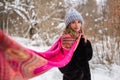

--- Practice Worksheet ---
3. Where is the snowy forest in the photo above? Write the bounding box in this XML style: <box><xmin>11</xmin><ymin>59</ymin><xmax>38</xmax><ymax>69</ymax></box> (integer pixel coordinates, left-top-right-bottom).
<box><xmin>0</xmin><ymin>0</ymin><xmax>120</xmax><ymax>80</ymax></box>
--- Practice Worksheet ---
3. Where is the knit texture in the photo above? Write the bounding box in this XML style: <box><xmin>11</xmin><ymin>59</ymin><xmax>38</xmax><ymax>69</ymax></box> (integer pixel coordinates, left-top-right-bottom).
<box><xmin>65</xmin><ymin>8</ymin><xmax>84</xmax><ymax>26</ymax></box>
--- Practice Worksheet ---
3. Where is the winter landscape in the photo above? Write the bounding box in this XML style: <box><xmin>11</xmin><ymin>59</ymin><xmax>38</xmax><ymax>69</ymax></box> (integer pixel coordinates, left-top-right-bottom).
<box><xmin>0</xmin><ymin>0</ymin><xmax>120</xmax><ymax>80</ymax></box>
<box><xmin>12</xmin><ymin>36</ymin><xmax>120</xmax><ymax>80</ymax></box>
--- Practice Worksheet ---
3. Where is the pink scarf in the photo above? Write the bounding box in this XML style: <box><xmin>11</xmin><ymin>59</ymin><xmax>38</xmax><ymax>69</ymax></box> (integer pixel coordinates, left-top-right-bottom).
<box><xmin>0</xmin><ymin>30</ymin><xmax>81</xmax><ymax>80</ymax></box>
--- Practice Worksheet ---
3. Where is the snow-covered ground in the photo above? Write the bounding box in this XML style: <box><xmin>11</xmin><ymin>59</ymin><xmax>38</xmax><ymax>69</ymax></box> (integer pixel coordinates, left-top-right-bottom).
<box><xmin>13</xmin><ymin>37</ymin><xmax>120</xmax><ymax>80</ymax></box>
<box><xmin>29</xmin><ymin>65</ymin><xmax>120</xmax><ymax>80</ymax></box>
<box><xmin>29</xmin><ymin>64</ymin><xmax>120</xmax><ymax>80</ymax></box>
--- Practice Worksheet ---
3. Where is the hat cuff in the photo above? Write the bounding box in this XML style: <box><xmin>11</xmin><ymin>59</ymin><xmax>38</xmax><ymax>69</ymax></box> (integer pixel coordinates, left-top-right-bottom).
<box><xmin>65</xmin><ymin>15</ymin><xmax>84</xmax><ymax>26</ymax></box>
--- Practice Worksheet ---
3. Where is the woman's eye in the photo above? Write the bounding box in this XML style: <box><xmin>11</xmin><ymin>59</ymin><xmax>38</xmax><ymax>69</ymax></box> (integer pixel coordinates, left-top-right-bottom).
<box><xmin>71</xmin><ymin>21</ymin><xmax>75</xmax><ymax>24</ymax></box>
<box><xmin>78</xmin><ymin>21</ymin><xmax>81</xmax><ymax>23</ymax></box>
<box><xmin>70</xmin><ymin>20</ymin><xmax>81</xmax><ymax>24</ymax></box>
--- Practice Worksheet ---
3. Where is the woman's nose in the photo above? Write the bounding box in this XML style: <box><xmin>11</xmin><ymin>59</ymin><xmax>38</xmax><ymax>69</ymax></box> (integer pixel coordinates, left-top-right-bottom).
<box><xmin>75</xmin><ymin>22</ymin><xmax>79</xmax><ymax>26</ymax></box>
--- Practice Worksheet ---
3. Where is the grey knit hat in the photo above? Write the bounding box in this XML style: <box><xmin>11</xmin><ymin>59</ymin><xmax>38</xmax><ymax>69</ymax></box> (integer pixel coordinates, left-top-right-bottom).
<box><xmin>65</xmin><ymin>8</ymin><xmax>84</xmax><ymax>26</ymax></box>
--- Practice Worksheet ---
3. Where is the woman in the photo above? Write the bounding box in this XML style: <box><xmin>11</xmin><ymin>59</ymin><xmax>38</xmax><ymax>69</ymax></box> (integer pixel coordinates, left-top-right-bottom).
<box><xmin>59</xmin><ymin>8</ymin><xmax>93</xmax><ymax>80</ymax></box>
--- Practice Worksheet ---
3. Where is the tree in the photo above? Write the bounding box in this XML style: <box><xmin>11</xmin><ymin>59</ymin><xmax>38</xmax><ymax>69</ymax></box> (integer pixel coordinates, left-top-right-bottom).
<box><xmin>32</xmin><ymin>0</ymin><xmax>65</xmax><ymax>45</ymax></box>
<box><xmin>0</xmin><ymin>0</ymin><xmax>37</xmax><ymax>37</ymax></box>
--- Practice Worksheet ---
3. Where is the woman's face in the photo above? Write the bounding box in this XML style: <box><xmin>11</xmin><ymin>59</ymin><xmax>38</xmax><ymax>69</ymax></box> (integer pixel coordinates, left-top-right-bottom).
<box><xmin>69</xmin><ymin>20</ymin><xmax>82</xmax><ymax>32</ymax></box>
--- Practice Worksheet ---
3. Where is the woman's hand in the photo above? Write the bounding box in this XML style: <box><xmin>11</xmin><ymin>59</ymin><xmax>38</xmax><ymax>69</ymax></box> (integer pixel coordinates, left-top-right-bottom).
<box><xmin>81</xmin><ymin>33</ymin><xmax>87</xmax><ymax>43</ymax></box>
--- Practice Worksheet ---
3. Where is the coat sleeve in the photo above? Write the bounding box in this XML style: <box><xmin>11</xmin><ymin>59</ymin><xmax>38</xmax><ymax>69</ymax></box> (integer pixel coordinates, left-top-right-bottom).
<box><xmin>82</xmin><ymin>39</ymin><xmax>93</xmax><ymax>61</ymax></box>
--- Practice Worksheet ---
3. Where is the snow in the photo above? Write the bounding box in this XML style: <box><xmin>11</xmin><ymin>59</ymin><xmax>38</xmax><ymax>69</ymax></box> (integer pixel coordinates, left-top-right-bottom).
<box><xmin>96</xmin><ymin>0</ymin><xmax>107</xmax><ymax>5</ymax></box>
<box><xmin>12</xmin><ymin>36</ymin><xmax>120</xmax><ymax>80</ymax></box>
<box><xmin>0</xmin><ymin>2</ymin><xmax>3</xmax><ymax>7</ymax></box>
<box><xmin>29</xmin><ymin>64</ymin><xmax>120</xmax><ymax>80</ymax></box>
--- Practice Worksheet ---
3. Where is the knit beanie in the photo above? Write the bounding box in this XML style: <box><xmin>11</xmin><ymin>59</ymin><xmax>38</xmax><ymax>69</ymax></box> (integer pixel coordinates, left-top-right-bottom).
<box><xmin>65</xmin><ymin>8</ymin><xmax>84</xmax><ymax>27</ymax></box>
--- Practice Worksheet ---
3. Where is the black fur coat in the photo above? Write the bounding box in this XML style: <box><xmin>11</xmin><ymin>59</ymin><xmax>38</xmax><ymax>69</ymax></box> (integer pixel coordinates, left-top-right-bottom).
<box><xmin>59</xmin><ymin>38</ymin><xmax>93</xmax><ymax>80</ymax></box>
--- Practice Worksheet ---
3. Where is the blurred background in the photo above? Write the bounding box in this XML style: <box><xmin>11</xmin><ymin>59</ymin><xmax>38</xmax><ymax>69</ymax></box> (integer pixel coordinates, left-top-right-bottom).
<box><xmin>0</xmin><ymin>0</ymin><xmax>120</xmax><ymax>71</ymax></box>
